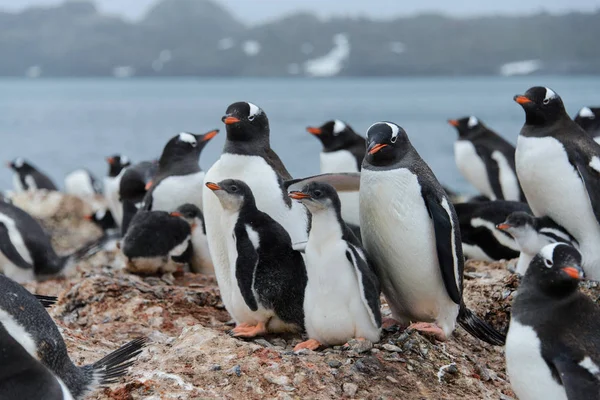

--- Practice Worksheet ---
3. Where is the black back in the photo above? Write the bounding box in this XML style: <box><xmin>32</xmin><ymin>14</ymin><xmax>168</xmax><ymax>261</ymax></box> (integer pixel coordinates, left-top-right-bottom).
<box><xmin>9</xmin><ymin>159</ymin><xmax>57</xmax><ymax>191</ymax></box>
<box><xmin>307</xmin><ymin>120</ymin><xmax>366</xmax><ymax>170</ymax></box>
<box><xmin>89</xmin><ymin>209</ymin><xmax>117</xmax><ymax>232</ymax></box>
<box><xmin>574</xmin><ymin>107</ymin><xmax>600</xmax><ymax>139</ymax></box>
<box><xmin>119</xmin><ymin>161</ymin><xmax>158</xmax><ymax>234</ymax></box>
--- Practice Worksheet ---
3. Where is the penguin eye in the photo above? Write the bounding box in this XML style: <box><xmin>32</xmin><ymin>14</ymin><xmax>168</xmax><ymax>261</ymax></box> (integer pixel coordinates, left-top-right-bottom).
<box><xmin>313</xmin><ymin>190</ymin><xmax>322</xmax><ymax>198</ymax></box>
<box><xmin>248</xmin><ymin>115</ymin><xmax>255</xmax><ymax>122</ymax></box>
<box><xmin>543</xmin><ymin>98</ymin><xmax>550</xmax><ymax>105</ymax></box>
<box><xmin>544</xmin><ymin>259</ymin><xmax>553</xmax><ymax>268</ymax></box>
<box><xmin>390</xmin><ymin>135</ymin><xmax>397</xmax><ymax>144</ymax></box>
<box><xmin>230</xmin><ymin>185</ymin><xmax>238</xmax><ymax>192</ymax></box>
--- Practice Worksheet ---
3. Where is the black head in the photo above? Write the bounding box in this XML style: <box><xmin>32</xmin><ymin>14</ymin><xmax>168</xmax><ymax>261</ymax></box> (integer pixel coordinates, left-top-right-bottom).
<box><xmin>222</xmin><ymin>102</ymin><xmax>269</xmax><ymax>142</ymax></box>
<box><xmin>574</xmin><ymin>107</ymin><xmax>600</xmax><ymax>133</ymax></box>
<box><xmin>159</xmin><ymin>130</ymin><xmax>218</xmax><ymax>167</ymax></box>
<box><xmin>364</xmin><ymin>122</ymin><xmax>411</xmax><ymax>167</ymax></box>
<box><xmin>206</xmin><ymin>179</ymin><xmax>254</xmax><ymax>211</ymax></box>
<box><xmin>514</xmin><ymin>86</ymin><xmax>568</xmax><ymax>126</ymax></box>
<box><xmin>497</xmin><ymin>211</ymin><xmax>536</xmax><ymax>231</ymax></box>
<box><xmin>171</xmin><ymin>203</ymin><xmax>204</xmax><ymax>230</ymax></box>
<box><xmin>85</xmin><ymin>208</ymin><xmax>117</xmax><ymax>231</ymax></box>
<box><xmin>106</xmin><ymin>154</ymin><xmax>131</xmax><ymax>177</ymax></box>
<box><xmin>289</xmin><ymin>181</ymin><xmax>341</xmax><ymax>215</ymax></box>
<box><xmin>447</xmin><ymin>116</ymin><xmax>484</xmax><ymax>139</ymax></box>
<box><xmin>7</xmin><ymin>157</ymin><xmax>33</xmax><ymax>172</ymax></box>
<box><xmin>306</xmin><ymin>120</ymin><xmax>360</xmax><ymax>151</ymax></box>
<box><xmin>525</xmin><ymin>243</ymin><xmax>584</xmax><ymax>297</ymax></box>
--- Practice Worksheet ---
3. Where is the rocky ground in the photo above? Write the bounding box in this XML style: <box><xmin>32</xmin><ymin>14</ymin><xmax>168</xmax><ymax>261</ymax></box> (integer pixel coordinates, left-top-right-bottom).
<box><xmin>11</xmin><ymin>192</ymin><xmax>599</xmax><ymax>400</ymax></box>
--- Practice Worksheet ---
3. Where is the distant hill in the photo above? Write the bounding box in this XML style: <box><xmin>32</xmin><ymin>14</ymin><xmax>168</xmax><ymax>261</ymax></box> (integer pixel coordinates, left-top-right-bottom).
<box><xmin>1</xmin><ymin>0</ymin><xmax>599</xmax><ymax>77</ymax></box>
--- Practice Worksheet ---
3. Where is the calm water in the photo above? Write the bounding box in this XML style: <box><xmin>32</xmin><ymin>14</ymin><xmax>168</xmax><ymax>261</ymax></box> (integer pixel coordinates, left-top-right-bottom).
<box><xmin>1</xmin><ymin>76</ymin><xmax>599</xmax><ymax>193</ymax></box>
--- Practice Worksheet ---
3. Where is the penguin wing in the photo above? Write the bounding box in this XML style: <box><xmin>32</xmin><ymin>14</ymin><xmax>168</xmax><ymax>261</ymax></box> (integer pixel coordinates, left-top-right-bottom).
<box><xmin>0</xmin><ymin>222</ymin><xmax>34</xmax><ymax>270</ymax></box>
<box><xmin>234</xmin><ymin>226</ymin><xmax>259</xmax><ymax>311</ymax></box>
<box><xmin>346</xmin><ymin>244</ymin><xmax>381</xmax><ymax>328</ymax></box>
<box><xmin>553</xmin><ymin>356</ymin><xmax>600</xmax><ymax>399</ymax></box>
<box><xmin>423</xmin><ymin>190</ymin><xmax>463</xmax><ymax>304</ymax></box>
<box><xmin>573</xmin><ymin>153</ymin><xmax>600</xmax><ymax>226</ymax></box>
<box><xmin>284</xmin><ymin>173</ymin><xmax>360</xmax><ymax>192</ymax></box>
<box><xmin>474</xmin><ymin>145</ymin><xmax>503</xmax><ymax>200</ymax></box>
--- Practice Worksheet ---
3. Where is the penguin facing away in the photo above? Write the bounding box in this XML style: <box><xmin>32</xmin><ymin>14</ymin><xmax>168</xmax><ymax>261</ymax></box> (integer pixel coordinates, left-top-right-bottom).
<box><xmin>0</xmin><ymin>274</ymin><xmax>147</xmax><ymax>399</ymax></box>
<box><xmin>7</xmin><ymin>158</ymin><xmax>57</xmax><ymax>192</ymax></box>
<box><xmin>64</xmin><ymin>169</ymin><xmax>102</xmax><ymax>197</ymax></box>
<box><xmin>170</xmin><ymin>203</ymin><xmax>213</xmax><ymax>275</ymax></box>
<box><xmin>506</xmin><ymin>243</ymin><xmax>600</xmax><ymax>400</ymax></box>
<box><xmin>448</xmin><ymin>116</ymin><xmax>524</xmax><ymax>202</ymax></box>
<box><xmin>514</xmin><ymin>86</ymin><xmax>600</xmax><ymax>280</ymax></box>
<box><xmin>574</xmin><ymin>106</ymin><xmax>600</xmax><ymax>144</ymax></box>
<box><xmin>142</xmin><ymin>130</ymin><xmax>218</xmax><ymax>212</ymax></box>
<box><xmin>289</xmin><ymin>182</ymin><xmax>381</xmax><ymax>351</ymax></box>
<box><xmin>496</xmin><ymin>211</ymin><xmax>578</xmax><ymax>275</ymax></box>
<box><xmin>206</xmin><ymin>179</ymin><xmax>306</xmax><ymax>337</ymax></box>
<box><xmin>360</xmin><ymin>121</ymin><xmax>505</xmax><ymax>345</ymax></box>
<box><xmin>103</xmin><ymin>154</ymin><xmax>131</xmax><ymax>228</ymax></box>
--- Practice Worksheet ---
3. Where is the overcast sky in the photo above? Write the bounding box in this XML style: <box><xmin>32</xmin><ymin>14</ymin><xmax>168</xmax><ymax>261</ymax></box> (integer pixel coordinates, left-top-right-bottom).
<box><xmin>0</xmin><ymin>0</ymin><xmax>597</xmax><ymax>22</ymax></box>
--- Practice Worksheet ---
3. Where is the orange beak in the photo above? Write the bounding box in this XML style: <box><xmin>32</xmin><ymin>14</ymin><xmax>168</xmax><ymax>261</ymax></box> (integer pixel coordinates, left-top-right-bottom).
<box><xmin>202</xmin><ymin>130</ymin><xmax>219</xmax><ymax>141</ymax></box>
<box><xmin>222</xmin><ymin>116</ymin><xmax>240</xmax><ymax>125</ymax></box>
<box><xmin>496</xmin><ymin>223</ymin><xmax>510</xmax><ymax>231</ymax></box>
<box><xmin>514</xmin><ymin>95</ymin><xmax>533</xmax><ymax>105</ymax></box>
<box><xmin>306</xmin><ymin>127</ymin><xmax>322</xmax><ymax>135</ymax></box>
<box><xmin>84</xmin><ymin>215</ymin><xmax>93</xmax><ymax>221</ymax></box>
<box><xmin>448</xmin><ymin>119</ymin><xmax>459</xmax><ymax>127</ymax></box>
<box><xmin>170</xmin><ymin>211</ymin><xmax>183</xmax><ymax>217</ymax></box>
<box><xmin>206</xmin><ymin>182</ymin><xmax>221</xmax><ymax>191</ymax></box>
<box><xmin>368</xmin><ymin>143</ymin><xmax>388</xmax><ymax>155</ymax></box>
<box><xmin>145</xmin><ymin>181</ymin><xmax>153</xmax><ymax>191</ymax></box>
<box><xmin>289</xmin><ymin>191</ymin><xmax>311</xmax><ymax>200</ymax></box>
<box><xmin>106</xmin><ymin>157</ymin><xmax>115</xmax><ymax>165</ymax></box>
<box><xmin>562</xmin><ymin>266</ymin><xmax>582</xmax><ymax>280</ymax></box>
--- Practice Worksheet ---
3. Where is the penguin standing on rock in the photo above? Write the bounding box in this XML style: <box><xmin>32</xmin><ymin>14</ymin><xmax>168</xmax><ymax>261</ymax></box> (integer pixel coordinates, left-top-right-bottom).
<box><xmin>0</xmin><ymin>274</ymin><xmax>147</xmax><ymax>399</ymax></box>
<box><xmin>360</xmin><ymin>121</ymin><xmax>505</xmax><ymax>345</ymax></box>
<box><xmin>142</xmin><ymin>130</ymin><xmax>218</xmax><ymax>212</ymax></box>
<box><xmin>206</xmin><ymin>179</ymin><xmax>306</xmax><ymax>337</ymax></box>
<box><xmin>506</xmin><ymin>243</ymin><xmax>600</xmax><ymax>400</ymax></box>
<box><xmin>289</xmin><ymin>182</ymin><xmax>381</xmax><ymax>351</ymax></box>
<box><xmin>514</xmin><ymin>86</ymin><xmax>600</xmax><ymax>279</ymax></box>
<box><xmin>448</xmin><ymin>117</ymin><xmax>524</xmax><ymax>202</ymax></box>
<box><xmin>7</xmin><ymin>158</ymin><xmax>57</xmax><ymax>192</ymax></box>
<box><xmin>103</xmin><ymin>155</ymin><xmax>131</xmax><ymax>228</ymax></box>
<box><xmin>574</xmin><ymin>106</ymin><xmax>600</xmax><ymax>144</ymax></box>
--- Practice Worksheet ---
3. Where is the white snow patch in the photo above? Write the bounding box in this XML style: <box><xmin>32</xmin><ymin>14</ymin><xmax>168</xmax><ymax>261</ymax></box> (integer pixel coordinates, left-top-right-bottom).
<box><xmin>499</xmin><ymin>60</ymin><xmax>542</xmax><ymax>76</ymax></box>
<box><xmin>218</xmin><ymin>38</ymin><xmax>235</xmax><ymax>50</ymax></box>
<box><xmin>243</xmin><ymin>40</ymin><xmax>261</xmax><ymax>56</ymax></box>
<box><xmin>389</xmin><ymin>41</ymin><xmax>406</xmax><ymax>54</ymax></box>
<box><xmin>304</xmin><ymin>34</ymin><xmax>350</xmax><ymax>77</ymax></box>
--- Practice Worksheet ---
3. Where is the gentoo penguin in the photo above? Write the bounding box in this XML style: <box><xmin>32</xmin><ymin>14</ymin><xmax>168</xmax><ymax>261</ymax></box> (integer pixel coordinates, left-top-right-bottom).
<box><xmin>7</xmin><ymin>158</ymin><xmax>57</xmax><ymax>192</ymax></box>
<box><xmin>448</xmin><ymin>116</ymin><xmax>524</xmax><ymax>202</ymax></box>
<box><xmin>0</xmin><ymin>323</ymin><xmax>74</xmax><ymax>400</ymax></box>
<box><xmin>454</xmin><ymin>200</ymin><xmax>530</xmax><ymax>261</ymax></box>
<box><xmin>496</xmin><ymin>211</ymin><xmax>578</xmax><ymax>275</ymax></box>
<box><xmin>574</xmin><ymin>106</ymin><xmax>600</xmax><ymax>144</ymax></box>
<box><xmin>64</xmin><ymin>169</ymin><xmax>102</xmax><ymax>197</ymax></box>
<box><xmin>119</xmin><ymin>160</ymin><xmax>158</xmax><ymax>235</ymax></box>
<box><xmin>0</xmin><ymin>275</ymin><xmax>146</xmax><ymax>399</ymax></box>
<box><xmin>202</xmin><ymin>102</ymin><xmax>310</xmax><ymax>321</ymax></box>
<box><xmin>171</xmin><ymin>204</ymin><xmax>213</xmax><ymax>274</ymax></box>
<box><xmin>119</xmin><ymin>208</ymin><xmax>191</xmax><ymax>275</ymax></box>
<box><xmin>360</xmin><ymin>121</ymin><xmax>505</xmax><ymax>345</ymax></box>
<box><xmin>84</xmin><ymin>209</ymin><xmax>120</xmax><ymax>254</ymax></box>
<box><xmin>506</xmin><ymin>243</ymin><xmax>600</xmax><ymax>400</ymax></box>
<box><xmin>514</xmin><ymin>86</ymin><xmax>600</xmax><ymax>279</ymax></box>
<box><xmin>86</xmin><ymin>208</ymin><xmax>117</xmax><ymax>233</ymax></box>
<box><xmin>103</xmin><ymin>154</ymin><xmax>131</xmax><ymax>228</ymax></box>
<box><xmin>0</xmin><ymin>201</ymin><xmax>94</xmax><ymax>283</ymax></box>
<box><xmin>206</xmin><ymin>179</ymin><xmax>306</xmax><ymax>337</ymax></box>
<box><xmin>306</xmin><ymin>120</ymin><xmax>365</xmax><ymax>227</ymax></box>
<box><xmin>142</xmin><ymin>130</ymin><xmax>218</xmax><ymax>212</ymax></box>
<box><xmin>289</xmin><ymin>182</ymin><xmax>381</xmax><ymax>351</ymax></box>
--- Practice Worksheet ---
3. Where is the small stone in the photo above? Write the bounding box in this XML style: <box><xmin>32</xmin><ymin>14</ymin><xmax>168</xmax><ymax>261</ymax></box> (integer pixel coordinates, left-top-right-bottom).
<box><xmin>382</xmin><ymin>344</ymin><xmax>402</xmax><ymax>352</ymax></box>
<box><xmin>293</xmin><ymin>373</ymin><xmax>306</xmax><ymax>386</ymax></box>
<box><xmin>437</xmin><ymin>363</ymin><xmax>459</xmax><ymax>383</ymax></box>
<box><xmin>327</xmin><ymin>359</ymin><xmax>342</xmax><ymax>368</ymax></box>
<box><xmin>265</xmin><ymin>373</ymin><xmax>290</xmax><ymax>386</ymax></box>
<box><xmin>226</xmin><ymin>365</ymin><xmax>242</xmax><ymax>377</ymax></box>
<box><xmin>395</xmin><ymin>332</ymin><xmax>411</xmax><ymax>344</ymax></box>
<box><xmin>419</xmin><ymin>344</ymin><xmax>429</xmax><ymax>357</ymax></box>
<box><xmin>386</xmin><ymin>376</ymin><xmax>399</xmax><ymax>384</ymax></box>
<box><xmin>344</xmin><ymin>338</ymin><xmax>373</xmax><ymax>354</ymax></box>
<box><xmin>254</xmin><ymin>338</ymin><xmax>273</xmax><ymax>348</ymax></box>
<box><xmin>294</xmin><ymin>348</ymin><xmax>310</xmax><ymax>356</ymax></box>
<box><xmin>499</xmin><ymin>395</ymin><xmax>516</xmax><ymax>400</ymax></box>
<box><xmin>209</xmin><ymin>364</ymin><xmax>222</xmax><ymax>371</ymax></box>
<box><xmin>342</xmin><ymin>382</ymin><xmax>358</xmax><ymax>397</ymax></box>
<box><xmin>270</xmin><ymin>338</ymin><xmax>287</xmax><ymax>347</ymax></box>
<box><xmin>352</xmin><ymin>356</ymin><xmax>382</xmax><ymax>374</ymax></box>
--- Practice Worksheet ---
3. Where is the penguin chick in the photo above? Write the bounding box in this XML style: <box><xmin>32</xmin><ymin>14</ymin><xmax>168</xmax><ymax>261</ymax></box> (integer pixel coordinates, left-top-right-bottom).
<box><xmin>7</xmin><ymin>157</ymin><xmax>57</xmax><ymax>192</ymax></box>
<box><xmin>506</xmin><ymin>243</ymin><xmax>600</xmax><ymax>400</ymax></box>
<box><xmin>171</xmin><ymin>203</ymin><xmax>213</xmax><ymax>275</ymax></box>
<box><xmin>206</xmin><ymin>179</ymin><xmax>306</xmax><ymax>338</ymax></box>
<box><xmin>0</xmin><ymin>274</ymin><xmax>147</xmax><ymax>399</ymax></box>
<box><xmin>496</xmin><ymin>211</ymin><xmax>578</xmax><ymax>275</ymax></box>
<box><xmin>103</xmin><ymin>154</ymin><xmax>131</xmax><ymax>228</ymax></box>
<box><xmin>289</xmin><ymin>182</ymin><xmax>381</xmax><ymax>351</ymax></box>
<box><xmin>84</xmin><ymin>209</ymin><xmax>120</xmax><ymax>254</ymax></box>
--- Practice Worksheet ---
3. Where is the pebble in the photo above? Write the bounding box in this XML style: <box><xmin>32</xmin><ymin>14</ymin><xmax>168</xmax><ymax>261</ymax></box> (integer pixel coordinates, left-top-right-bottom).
<box><xmin>386</xmin><ymin>376</ymin><xmax>399</xmax><ymax>384</ymax></box>
<box><xmin>382</xmin><ymin>344</ymin><xmax>402</xmax><ymax>353</ymax></box>
<box><xmin>271</xmin><ymin>338</ymin><xmax>287</xmax><ymax>348</ymax></box>
<box><xmin>353</xmin><ymin>356</ymin><xmax>382</xmax><ymax>374</ymax></box>
<box><xmin>255</xmin><ymin>339</ymin><xmax>273</xmax><ymax>348</ymax></box>
<box><xmin>209</xmin><ymin>364</ymin><xmax>222</xmax><ymax>371</ymax></box>
<box><xmin>327</xmin><ymin>359</ymin><xmax>342</xmax><ymax>368</ymax></box>
<box><xmin>342</xmin><ymin>382</ymin><xmax>358</xmax><ymax>397</ymax></box>
<box><xmin>265</xmin><ymin>373</ymin><xmax>290</xmax><ymax>386</ymax></box>
<box><xmin>226</xmin><ymin>365</ymin><xmax>242</xmax><ymax>377</ymax></box>
<box><xmin>344</xmin><ymin>338</ymin><xmax>373</xmax><ymax>353</ymax></box>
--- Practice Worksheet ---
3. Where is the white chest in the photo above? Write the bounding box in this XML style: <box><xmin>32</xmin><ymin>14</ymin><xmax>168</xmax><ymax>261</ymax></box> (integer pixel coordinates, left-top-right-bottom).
<box><xmin>104</xmin><ymin>174</ymin><xmax>124</xmax><ymax>227</ymax></box>
<box><xmin>151</xmin><ymin>171</ymin><xmax>205</xmax><ymax>212</ymax></box>
<box><xmin>64</xmin><ymin>170</ymin><xmax>95</xmax><ymax>197</ymax></box>
<box><xmin>320</xmin><ymin>150</ymin><xmax>359</xmax><ymax>174</ymax></box>
<box><xmin>12</xmin><ymin>174</ymin><xmax>24</xmax><ymax>193</ymax></box>
<box><xmin>454</xmin><ymin>140</ymin><xmax>495</xmax><ymax>199</ymax></box>
<box><xmin>491</xmin><ymin>150</ymin><xmax>521</xmax><ymax>201</ymax></box>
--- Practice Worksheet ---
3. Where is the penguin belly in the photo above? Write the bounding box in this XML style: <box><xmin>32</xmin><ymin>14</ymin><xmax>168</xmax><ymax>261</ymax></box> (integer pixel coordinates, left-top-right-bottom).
<box><xmin>0</xmin><ymin>215</ymin><xmax>35</xmax><ymax>283</ymax></box>
<box><xmin>104</xmin><ymin>175</ymin><xmax>123</xmax><ymax>227</ymax></box>
<box><xmin>203</xmin><ymin>154</ymin><xmax>308</xmax><ymax>316</ymax></box>
<box><xmin>12</xmin><ymin>174</ymin><xmax>24</xmax><ymax>193</ymax></box>
<box><xmin>505</xmin><ymin>319</ymin><xmax>567</xmax><ymax>400</ymax></box>
<box><xmin>0</xmin><ymin>254</ymin><xmax>34</xmax><ymax>283</ymax></box>
<box><xmin>150</xmin><ymin>171</ymin><xmax>205</xmax><ymax>212</ymax></box>
<box><xmin>64</xmin><ymin>170</ymin><xmax>95</xmax><ymax>197</ymax></box>
<box><xmin>320</xmin><ymin>151</ymin><xmax>360</xmax><ymax>226</ymax></box>
<box><xmin>461</xmin><ymin>243</ymin><xmax>494</xmax><ymax>262</ymax></box>
<box><xmin>516</xmin><ymin>136</ymin><xmax>600</xmax><ymax>278</ymax></box>
<box><xmin>360</xmin><ymin>168</ymin><xmax>459</xmax><ymax>335</ymax></box>
<box><xmin>304</xmin><ymin>240</ymin><xmax>379</xmax><ymax>345</ymax></box>
<box><xmin>190</xmin><ymin>226</ymin><xmax>213</xmax><ymax>275</ymax></box>
<box><xmin>454</xmin><ymin>141</ymin><xmax>495</xmax><ymax>199</ymax></box>
<box><xmin>491</xmin><ymin>151</ymin><xmax>521</xmax><ymax>201</ymax></box>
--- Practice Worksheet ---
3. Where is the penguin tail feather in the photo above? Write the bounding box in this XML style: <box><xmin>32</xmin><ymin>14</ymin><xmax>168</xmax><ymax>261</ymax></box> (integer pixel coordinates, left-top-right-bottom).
<box><xmin>87</xmin><ymin>337</ymin><xmax>148</xmax><ymax>386</ymax></box>
<box><xmin>69</xmin><ymin>234</ymin><xmax>112</xmax><ymax>260</ymax></box>
<box><xmin>35</xmin><ymin>294</ymin><xmax>57</xmax><ymax>308</ymax></box>
<box><xmin>457</xmin><ymin>306</ymin><xmax>506</xmax><ymax>346</ymax></box>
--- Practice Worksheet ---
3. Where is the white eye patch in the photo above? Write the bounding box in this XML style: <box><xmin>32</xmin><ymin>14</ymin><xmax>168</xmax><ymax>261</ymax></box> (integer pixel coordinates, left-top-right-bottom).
<box><xmin>544</xmin><ymin>88</ymin><xmax>557</xmax><ymax>103</ymax></box>
<box><xmin>366</xmin><ymin>122</ymin><xmax>400</xmax><ymax>142</ymax></box>
<box><xmin>247</xmin><ymin>102</ymin><xmax>261</xmax><ymax>118</ymax></box>
<box><xmin>333</xmin><ymin>120</ymin><xmax>346</xmax><ymax>135</ymax></box>
<box><xmin>14</xmin><ymin>158</ymin><xmax>24</xmax><ymax>168</ymax></box>
<box><xmin>178</xmin><ymin>132</ymin><xmax>197</xmax><ymax>145</ymax></box>
<box><xmin>539</xmin><ymin>243</ymin><xmax>561</xmax><ymax>268</ymax></box>
<box><xmin>120</xmin><ymin>156</ymin><xmax>129</xmax><ymax>165</ymax></box>
<box><xmin>467</xmin><ymin>116</ymin><xmax>479</xmax><ymax>128</ymax></box>
<box><xmin>95</xmin><ymin>209</ymin><xmax>106</xmax><ymax>220</ymax></box>
<box><xmin>579</xmin><ymin>107</ymin><xmax>595</xmax><ymax>119</ymax></box>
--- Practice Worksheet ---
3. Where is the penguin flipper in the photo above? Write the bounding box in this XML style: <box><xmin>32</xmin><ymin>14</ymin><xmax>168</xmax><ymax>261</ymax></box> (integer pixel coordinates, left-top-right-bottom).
<box><xmin>553</xmin><ymin>356</ymin><xmax>600</xmax><ymax>399</ymax></box>
<box><xmin>284</xmin><ymin>173</ymin><xmax>360</xmax><ymax>193</ymax></box>
<box><xmin>0</xmin><ymin>222</ymin><xmax>34</xmax><ymax>270</ymax></box>
<box><xmin>574</xmin><ymin>156</ymin><xmax>600</xmax><ymax>227</ymax></box>
<box><xmin>346</xmin><ymin>245</ymin><xmax>382</xmax><ymax>328</ymax></box>
<box><xmin>474</xmin><ymin>145</ymin><xmax>504</xmax><ymax>200</ymax></box>
<box><xmin>234</xmin><ymin>226</ymin><xmax>259</xmax><ymax>312</ymax></box>
<box><xmin>423</xmin><ymin>192</ymin><xmax>463</xmax><ymax>305</ymax></box>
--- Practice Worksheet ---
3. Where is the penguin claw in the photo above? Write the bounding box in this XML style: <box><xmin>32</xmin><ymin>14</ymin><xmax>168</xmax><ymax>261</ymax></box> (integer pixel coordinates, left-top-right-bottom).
<box><xmin>407</xmin><ymin>322</ymin><xmax>447</xmax><ymax>342</ymax></box>
<box><xmin>293</xmin><ymin>339</ymin><xmax>322</xmax><ymax>352</ymax></box>
<box><xmin>231</xmin><ymin>322</ymin><xmax>267</xmax><ymax>338</ymax></box>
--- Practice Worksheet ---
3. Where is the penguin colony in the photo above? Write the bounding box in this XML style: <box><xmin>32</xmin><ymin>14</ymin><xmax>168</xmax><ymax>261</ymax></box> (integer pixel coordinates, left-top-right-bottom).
<box><xmin>0</xmin><ymin>87</ymin><xmax>599</xmax><ymax>398</ymax></box>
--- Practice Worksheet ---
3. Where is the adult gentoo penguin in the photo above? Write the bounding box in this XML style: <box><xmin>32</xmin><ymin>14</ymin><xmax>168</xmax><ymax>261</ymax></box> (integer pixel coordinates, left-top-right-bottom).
<box><xmin>103</xmin><ymin>154</ymin><xmax>131</xmax><ymax>228</ymax></box>
<box><xmin>506</xmin><ymin>243</ymin><xmax>600</xmax><ymax>400</ymax></box>
<box><xmin>0</xmin><ymin>274</ymin><xmax>147</xmax><ymax>399</ymax></box>
<box><xmin>360</xmin><ymin>121</ymin><xmax>505</xmax><ymax>345</ymax></box>
<box><xmin>514</xmin><ymin>86</ymin><xmax>600</xmax><ymax>279</ymax></box>
<box><xmin>142</xmin><ymin>130</ymin><xmax>218</xmax><ymax>212</ymax></box>
<box><xmin>289</xmin><ymin>182</ymin><xmax>381</xmax><ymax>351</ymax></box>
<box><xmin>7</xmin><ymin>158</ymin><xmax>57</xmax><ymax>192</ymax></box>
<box><xmin>306</xmin><ymin>120</ymin><xmax>364</xmax><ymax>227</ymax></box>
<box><xmin>448</xmin><ymin>116</ymin><xmax>524</xmax><ymax>202</ymax></box>
<box><xmin>574</xmin><ymin>106</ymin><xmax>600</xmax><ymax>144</ymax></box>
<box><xmin>496</xmin><ymin>211</ymin><xmax>578</xmax><ymax>275</ymax></box>
<box><xmin>64</xmin><ymin>169</ymin><xmax>102</xmax><ymax>197</ymax></box>
<box><xmin>206</xmin><ymin>179</ymin><xmax>306</xmax><ymax>337</ymax></box>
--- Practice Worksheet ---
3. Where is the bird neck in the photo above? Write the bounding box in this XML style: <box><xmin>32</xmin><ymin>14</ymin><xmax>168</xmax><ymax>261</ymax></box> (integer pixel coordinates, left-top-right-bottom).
<box><xmin>308</xmin><ymin>208</ymin><xmax>344</xmax><ymax>246</ymax></box>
